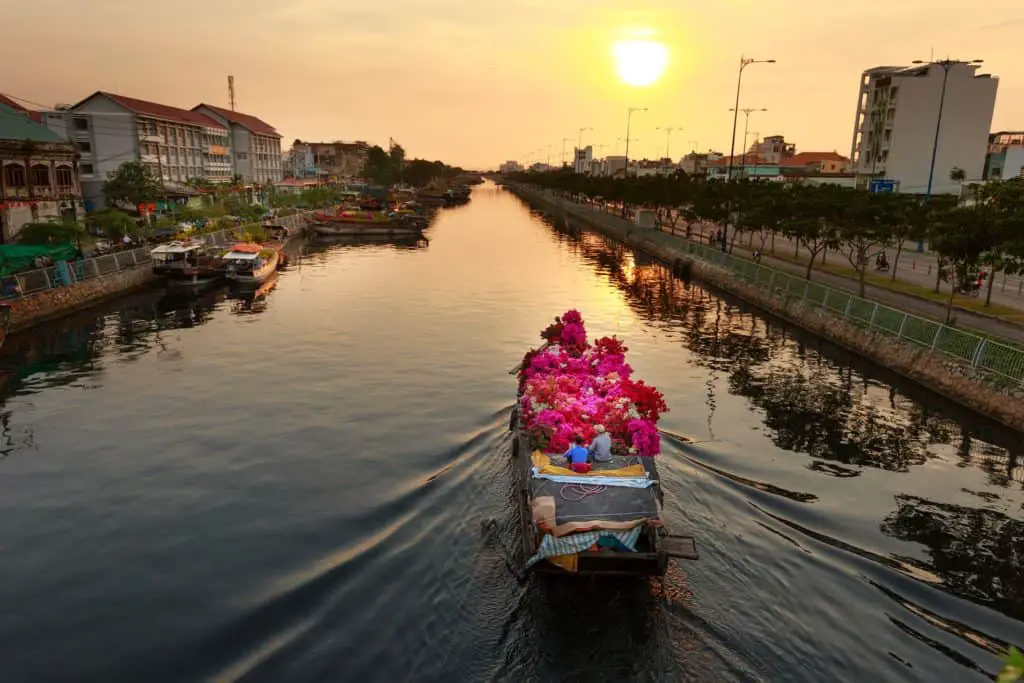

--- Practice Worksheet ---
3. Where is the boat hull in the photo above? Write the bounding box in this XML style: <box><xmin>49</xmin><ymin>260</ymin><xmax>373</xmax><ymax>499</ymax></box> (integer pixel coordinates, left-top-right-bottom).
<box><xmin>311</xmin><ymin>222</ymin><xmax>423</xmax><ymax>237</ymax></box>
<box><xmin>226</xmin><ymin>258</ymin><xmax>277</xmax><ymax>285</ymax></box>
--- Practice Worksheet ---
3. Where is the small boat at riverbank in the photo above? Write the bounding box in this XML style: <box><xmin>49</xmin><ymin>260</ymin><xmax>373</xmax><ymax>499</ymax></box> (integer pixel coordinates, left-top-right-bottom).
<box><xmin>223</xmin><ymin>243</ymin><xmax>279</xmax><ymax>285</ymax></box>
<box><xmin>510</xmin><ymin>310</ymin><xmax>698</xmax><ymax>578</ymax></box>
<box><xmin>309</xmin><ymin>209</ymin><xmax>425</xmax><ymax>236</ymax></box>
<box><xmin>150</xmin><ymin>240</ymin><xmax>226</xmax><ymax>288</ymax></box>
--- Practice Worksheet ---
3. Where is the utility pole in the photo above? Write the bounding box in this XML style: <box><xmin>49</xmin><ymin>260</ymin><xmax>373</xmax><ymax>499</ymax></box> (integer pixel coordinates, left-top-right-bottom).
<box><xmin>624</xmin><ymin>107</ymin><xmax>646</xmax><ymax>178</ymax></box>
<box><xmin>228</xmin><ymin>75</ymin><xmax>236</xmax><ymax>111</ymax></box>
<box><xmin>561</xmin><ymin>137</ymin><xmax>573</xmax><ymax>167</ymax></box>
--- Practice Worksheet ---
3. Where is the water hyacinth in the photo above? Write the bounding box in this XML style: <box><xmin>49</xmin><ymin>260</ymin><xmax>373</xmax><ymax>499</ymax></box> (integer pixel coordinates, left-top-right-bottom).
<box><xmin>517</xmin><ymin>310</ymin><xmax>668</xmax><ymax>456</ymax></box>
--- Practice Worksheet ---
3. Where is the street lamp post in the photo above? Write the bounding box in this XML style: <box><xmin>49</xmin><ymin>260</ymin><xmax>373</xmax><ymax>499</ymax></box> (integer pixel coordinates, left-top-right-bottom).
<box><xmin>655</xmin><ymin>126</ymin><xmax>682</xmax><ymax>160</ymax></box>
<box><xmin>575</xmin><ymin>127</ymin><xmax>593</xmax><ymax>172</ymax></box>
<box><xmin>624</xmin><ymin>107</ymin><xmax>647</xmax><ymax>178</ymax></box>
<box><xmin>911</xmin><ymin>57</ymin><xmax>983</xmax><ymax>251</ymax></box>
<box><xmin>725</xmin><ymin>56</ymin><xmax>775</xmax><ymax>252</ymax></box>
<box><xmin>729</xmin><ymin>108</ymin><xmax>766</xmax><ymax>177</ymax></box>
<box><xmin>561</xmin><ymin>137</ymin><xmax>573</xmax><ymax>167</ymax></box>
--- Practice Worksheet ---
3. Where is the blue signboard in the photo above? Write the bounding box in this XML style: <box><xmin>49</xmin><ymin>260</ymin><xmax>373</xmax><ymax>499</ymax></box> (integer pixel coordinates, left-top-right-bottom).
<box><xmin>869</xmin><ymin>179</ymin><xmax>897</xmax><ymax>193</ymax></box>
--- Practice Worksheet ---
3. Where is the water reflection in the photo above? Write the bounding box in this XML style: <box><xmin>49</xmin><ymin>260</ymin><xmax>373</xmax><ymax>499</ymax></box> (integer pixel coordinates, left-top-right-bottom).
<box><xmin>532</xmin><ymin>207</ymin><xmax>1024</xmax><ymax>629</ymax></box>
<box><xmin>881</xmin><ymin>495</ymin><xmax>1024</xmax><ymax>619</ymax></box>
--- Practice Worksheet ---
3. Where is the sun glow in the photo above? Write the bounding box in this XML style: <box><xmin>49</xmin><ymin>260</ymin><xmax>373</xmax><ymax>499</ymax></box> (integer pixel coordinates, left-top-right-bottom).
<box><xmin>612</xmin><ymin>38</ymin><xmax>669</xmax><ymax>87</ymax></box>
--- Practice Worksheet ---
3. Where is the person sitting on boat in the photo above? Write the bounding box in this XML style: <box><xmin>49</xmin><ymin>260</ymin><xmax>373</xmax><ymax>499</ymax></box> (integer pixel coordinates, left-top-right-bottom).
<box><xmin>588</xmin><ymin>424</ymin><xmax>613</xmax><ymax>463</ymax></box>
<box><xmin>563</xmin><ymin>435</ymin><xmax>591</xmax><ymax>474</ymax></box>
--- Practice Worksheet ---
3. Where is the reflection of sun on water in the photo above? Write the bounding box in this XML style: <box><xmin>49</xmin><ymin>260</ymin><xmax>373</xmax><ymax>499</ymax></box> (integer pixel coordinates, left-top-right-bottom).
<box><xmin>612</xmin><ymin>38</ymin><xmax>668</xmax><ymax>87</ymax></box>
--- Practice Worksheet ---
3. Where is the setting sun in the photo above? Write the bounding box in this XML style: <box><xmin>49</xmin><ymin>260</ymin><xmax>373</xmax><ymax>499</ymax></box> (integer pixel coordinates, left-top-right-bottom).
<box><xmin>612</xmin><ymin>39</ymin><xmax>669</xmax><ymax>87</ymax></box>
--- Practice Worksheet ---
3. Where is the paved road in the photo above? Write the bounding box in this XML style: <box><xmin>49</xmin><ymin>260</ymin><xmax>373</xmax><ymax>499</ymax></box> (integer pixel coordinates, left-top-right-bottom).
<box><xmin>690</xmin><ymin>226</ymin><xmax>1024</xmax><ymax>313</ymax></box>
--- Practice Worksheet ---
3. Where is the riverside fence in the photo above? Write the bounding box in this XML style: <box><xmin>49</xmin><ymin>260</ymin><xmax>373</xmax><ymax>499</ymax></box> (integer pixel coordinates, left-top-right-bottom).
<box><xmin>677</xmin><ymin>238</ymin><xmax>1024</xmax><ymax>386</ymax></box>
<box><xmin>1</xmin><ymin>213</ymin><xmax>311</xmax><ymax>302</ymax></box>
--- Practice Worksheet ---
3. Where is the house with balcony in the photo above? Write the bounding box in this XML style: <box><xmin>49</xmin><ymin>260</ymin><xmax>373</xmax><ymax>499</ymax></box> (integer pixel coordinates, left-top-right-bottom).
<box><xmin>44</xmin><ymin>91</ymin><xmax>231</xmax><ymax>210</ymax></box>
<box><xmin>984</xmin><ymin>131</ymin><xmax>1024</xmax><ymax>180</ymax></box>
<box><xmin>0</xmin><ymin>103</ymin><xmax>82</xmax><ymax>242</ymax></box>
<box><xmin>192</xmin><ymin>104</ymin><xmax>282</xmax><ymax>185</ymax></box>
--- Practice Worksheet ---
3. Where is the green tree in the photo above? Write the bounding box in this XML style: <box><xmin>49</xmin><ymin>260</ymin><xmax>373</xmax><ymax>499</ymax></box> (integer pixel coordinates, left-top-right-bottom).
<box><xmin>87</xmin><ymin>208</ymin><xmax>137</xmax><ymax>241</ymax></box>
<box><xmin>362</xmin><ymin>145</ymin><xmax>397</xmax><ymax>185</ymax></box>
<box><xmin>782</xmin><ymin>185</ymin><xmax>838</xmax><ymax>280</ymax></box>
<box><xmin>17</xmin><ymin>218</ymin><xmax>86</xmax><ymax>246</ymax></box>
<box><xmin>979</xmin><ymin>178</ymin><xmax>1024</xmax><ymax>307</ymax></box>
<box><xmin>833</xmin><ymin>189</ymin><xmax>889</xmax><ymax>297</ymax></box>
<box><xmin>930</xmin><ymin>203</ymin><xmax>994</xmax><ymax>323</ymax></box>
<box><xmin>103</xmin><ymin>161</ymin><xmax>163</xmax><ymax>209</ymax></box>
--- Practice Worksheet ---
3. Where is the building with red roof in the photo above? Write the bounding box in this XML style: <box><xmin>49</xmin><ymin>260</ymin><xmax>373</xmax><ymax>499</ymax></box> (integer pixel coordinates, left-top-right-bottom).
<box><xmin>193</xmin><ymin>104</ymin><xmax>282</xmax><ymax>184</ymax></box>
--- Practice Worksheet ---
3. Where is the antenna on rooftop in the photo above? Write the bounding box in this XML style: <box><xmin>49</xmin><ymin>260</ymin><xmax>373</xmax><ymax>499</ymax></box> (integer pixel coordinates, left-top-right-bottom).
<box><xmin>228</xmin><ymin>75</ymin><xmax>235</xmax><ymax>111</ymax></box>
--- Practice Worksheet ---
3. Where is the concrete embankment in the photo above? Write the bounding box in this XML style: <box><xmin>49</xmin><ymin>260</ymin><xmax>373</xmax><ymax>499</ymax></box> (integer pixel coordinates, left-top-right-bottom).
<box><xmin>6</xmin><ymin>212</ymin><xmax>310</xmax><ymax>334</ymax></box>
<box><xmin>507</xmin><ymin>184</ymin><xmax>1024</xmax><ymax>433</ymax></box>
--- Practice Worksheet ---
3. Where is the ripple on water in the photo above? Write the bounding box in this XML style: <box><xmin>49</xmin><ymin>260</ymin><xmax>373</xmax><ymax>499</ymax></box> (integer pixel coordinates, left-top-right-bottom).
<box><xmin>0</xmin><ymin>184</ymin><xmax>1021</xmax><ymax>683</ymax></box>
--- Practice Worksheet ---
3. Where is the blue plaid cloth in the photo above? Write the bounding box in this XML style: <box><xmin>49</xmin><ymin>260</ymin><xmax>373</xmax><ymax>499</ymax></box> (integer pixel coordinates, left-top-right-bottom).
<box><xmin>525</xmin><ymin>526</ymin><xmax>642</xmax><ymax>568</ymax></box>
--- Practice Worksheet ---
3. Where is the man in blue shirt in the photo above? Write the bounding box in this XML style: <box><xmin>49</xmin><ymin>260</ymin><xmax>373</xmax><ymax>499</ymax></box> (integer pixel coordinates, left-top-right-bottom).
<box><xmin>563</xmin><ymin>435</ymin><xmax>591</xmax><ymax>474</ymax></box>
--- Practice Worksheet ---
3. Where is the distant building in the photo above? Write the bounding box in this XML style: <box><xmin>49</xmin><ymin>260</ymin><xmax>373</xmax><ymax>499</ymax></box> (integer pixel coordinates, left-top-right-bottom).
<box><xmin>984</xmin><ymin>131</ymin><xmax>1024</xmax><ymax>180</ymax></box>
<box><xmin>499</xmin><ymin>160</ymin><xmax>523</xmax><ymax>174</ymax></box>
<box><xmin>45</xmin><ymin>91</ymin><xmax>233</xmax><ymax>209</ymax></box>
<box><xmin>192</xmin><ymin>104</ymin><xmax>283</xmax><ymax>184</ymax></box>
<box><xmin>0</xmin><ymin>103</ymin><xmax>82</xmax><ymax>242</ymax></box>
<box><xmin>748</xmin><ymin>135</ymin><xmax>795</xmax><ymax>164</ymax></box>
<box><xmin>604</xmin><ymin>156</ymin><xmax>627</xmax><ymax>177</ymax></box>
<box><xmin>573</xmin><ymin>146</ymin><xmax>593</xmax><ymax>174</ymax></box>
<box><xmin>680</xmin><ymin>151</ymin><xmax>721</xmax><ymax>176</ymax></box>
<box><xmin>850</xmin><ymin>63</ymin><xmax>998</xmax><ymax>194</ymax></box>
<box><xmin>297</xmin><ymin>140</ymin><xmax>370</xmax><ymax>180</ymax></box>
<box><xmin>780</xmin><ymin>151</ymin><xmax>851</xmax><ymax>175</ymax></box>
<box><xmin>528</xmin><ymin>162</ymin><xmax>551</xmax><ymax>173</ymax></box>
<box><xmin>285</xmin><ymin>142</ymin><xmax>315</xmax><ymax>179</ymax></box>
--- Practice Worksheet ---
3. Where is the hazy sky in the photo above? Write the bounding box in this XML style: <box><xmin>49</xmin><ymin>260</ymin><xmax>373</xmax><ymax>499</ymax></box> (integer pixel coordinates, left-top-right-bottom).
<box><xmin>3</xmin><ymin>0</ymin><xmax>1022</xmax><ymax>169</ymax></box>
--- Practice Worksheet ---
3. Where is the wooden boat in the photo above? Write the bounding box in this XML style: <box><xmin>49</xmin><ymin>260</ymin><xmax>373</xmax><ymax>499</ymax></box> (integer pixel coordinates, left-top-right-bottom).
<box><xmin>510</xmin><ymin>317</ymin><xmax>699</xmax><ymax>578</ymax></box>
<box><xmin>150</xmin><ymin>240</ymin><xmax>226</xmax><ymax>288</ymax></box>
<box><xmin>259</xmin><ymin>225</ymin><xmax>291</xmax><ymax>268</ymax></box>
<box><xmin>310</xmin><ymin>209</ymin><xmax>424</xmax><ymax>236</ymax></box>
<box><xmin>222</xmin><ymin>242</ymin><xmax>279</xmax><ymax>285</ymax></box>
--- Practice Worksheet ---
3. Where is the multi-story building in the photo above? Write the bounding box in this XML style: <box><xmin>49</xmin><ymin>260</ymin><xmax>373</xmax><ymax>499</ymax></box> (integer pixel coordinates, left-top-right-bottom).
<box><xmin>680</xmin><ymin>152</ymin><xmax>721</xmax><ymax>176</ymax></box>
<box><xmin>296</xmin><ymin>140</ymin><xmax>370</xmax><ymax>181</ymax></box>
<box><xmin>573</xmin><ymin>146</ymin><xmax>593</xmax><ymax>174</ymax></box>
<box><xmin>849</xmin><ymin>63</ymin><xmax>998</xmax><ymax>194</ymax></box>
<box><xmin>781</xmin><ymin>151</ymin><xmax>851</xmax><ymax>175</ymax></box>
<box><xmin>192</xmin><ymin>104</ymin><xmax>282</xmax><ymax>185</ymax></box>
<box><xmin>748</xmin><ymin>135</ymin><xmax>795</xmax><ymax>164</ymax></box>
<box><xmin>45</xmin><ymin>91</ymin><xmax>232</xmax><ymax>209</ymax></box>
<box><xmin>499</xmin><ymin>160</ymin><xmax>523</xmax><ymax>174</ymax></box>
<box><xmin>984</xmin><ymin>131</ymin><xmax>1024</xmax><ymax>180</ymax></box>
<box><xmin>0</xmin><ymin>103</ymin><xmax>82</xmax><ymax>242</ymax></box>
<box><xmin>285</xmin><ymin>142</ymin><xmax>316</xmax><ymax>179</ymax></box>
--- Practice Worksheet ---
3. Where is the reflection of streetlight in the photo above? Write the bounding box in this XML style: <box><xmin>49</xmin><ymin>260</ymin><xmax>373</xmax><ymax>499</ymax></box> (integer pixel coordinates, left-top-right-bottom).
<box><xmin>655</xmin><ymin>126</ymin><xmax>682</xmax><ymax>160</ymax></box>
<box><xmin>624</xmin><ymin>107</ymin><xmax>647</xmax><ymax>177</ymax></box>
<box><xmin>729</xmin><ymin>108</ymin><xmax>766</xmax><ymax>175</ymax></box>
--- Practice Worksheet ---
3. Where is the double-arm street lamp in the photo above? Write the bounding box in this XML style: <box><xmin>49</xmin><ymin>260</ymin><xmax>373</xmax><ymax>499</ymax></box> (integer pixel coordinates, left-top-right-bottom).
<box><xmin>624</xmin><ymin>107</ymin><xmax>647</xmax><ymax>178</ymax></box>
<box><xmin>656</xmin><ymin>126</ymin><xmax>683</xmax><ymax>160</ymax></box>
<box><xmin>729</xmin><ymin>107</ymin><xmax>767</xmax><ymax>174</ymax></box>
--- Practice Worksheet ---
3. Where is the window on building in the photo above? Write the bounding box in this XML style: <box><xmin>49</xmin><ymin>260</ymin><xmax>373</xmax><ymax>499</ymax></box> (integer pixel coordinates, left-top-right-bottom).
<box><xmin>73</xmin><ymin>117</ymin><xmax>89</xmax><ymax>131</ymax></box>
<box><xmin>56</xmin><ymin>166</ymin><xmax>73</xmax><ymax>187</ymax></box>
<box><xmin>80</xmin><ymin>163</ymin><xmax>95</xmax><ymax>175</ymax></box>
<box><xmin>3</xmin><ymin>164</ymin><xmax>25</xmax><ymax>187</ymax></box>
<box><xmin>76</xmin><ymin>141</ymin><xmax>92</xmax><ymax>153</ymax></box>
<box><xmin>31</xmin><ymin>164</ymin><xmax>50</xmax><ymax>187</ymax></box>
<box><xmin>237</xmin><ymin>152</ymin><xmax>247</xmax><ymax>160</ymax></box>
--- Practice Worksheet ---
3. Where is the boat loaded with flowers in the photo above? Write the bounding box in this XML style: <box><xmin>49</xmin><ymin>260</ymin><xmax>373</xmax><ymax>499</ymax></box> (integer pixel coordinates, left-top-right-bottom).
<box><xmin>511</xmin><ymin>309</ymin><xmax>698</xmax><ymax>577</ymax></box>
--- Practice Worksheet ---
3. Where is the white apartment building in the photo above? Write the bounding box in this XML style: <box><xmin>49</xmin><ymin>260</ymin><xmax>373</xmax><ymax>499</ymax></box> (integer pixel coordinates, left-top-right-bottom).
<box><xmin>193</xmin><ymin>104</ymin><xmax>283</xmax><ymax>184</ymax></box>
<box><xmin>46</xmin><ymin>92</ymin><xmax>233</xmax><ymax>209</ymax></box>
<box><xmin>573</xmin><ymin>146</ymin><xmax>593</xmax><ymax>174</ymax></box>
<box><xmin>849</xmin><ymin>63</ymin><xmax>998</xmax><ymax>195</ymax></box>
<box><xmin>286</xmin><ymin>143</ymin><xmax>316</xmax><ymax>178</ymax></box>
<box><xmin>499</xmin><ymin>160</ymin><xmax>523</xmax><ymax>174</ymax></box>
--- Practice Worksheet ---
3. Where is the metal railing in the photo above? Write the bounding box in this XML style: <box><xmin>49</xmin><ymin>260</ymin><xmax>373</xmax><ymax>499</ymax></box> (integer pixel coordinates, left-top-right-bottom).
<box><xmin>2</xmin><ymin>246</ymin><xmax>154</xmax><ymax>299</ymax></box>
<box><xmin>679</xmin><ymin>239</ymin><xmax>1024</xmax><ymax>386</ymax></box>
<box><xmin>0</xmin><ymin>212</ymin><xmax>311</xmax><ymax>302</ymax></box>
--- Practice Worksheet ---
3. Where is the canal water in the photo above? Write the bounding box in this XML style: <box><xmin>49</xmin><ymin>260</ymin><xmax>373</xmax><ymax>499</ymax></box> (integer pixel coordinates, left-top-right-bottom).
<box><xmin>0</xmin><ymin>182</ymin><xmax>1021</xmax><ymax>683</ymax></box>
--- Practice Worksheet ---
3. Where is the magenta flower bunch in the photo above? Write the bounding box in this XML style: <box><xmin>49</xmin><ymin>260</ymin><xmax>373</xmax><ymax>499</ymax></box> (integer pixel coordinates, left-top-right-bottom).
<box><xmin>517</xmin><ymin>310</ymin><xmax>666</xmax><ymax>456</ymax></box>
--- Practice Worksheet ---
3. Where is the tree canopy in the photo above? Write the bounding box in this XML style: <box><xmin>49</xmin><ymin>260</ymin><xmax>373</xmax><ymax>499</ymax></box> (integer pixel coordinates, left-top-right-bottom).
<box><xmin>507</xmin><ymin>170</ymin><xmax>1024</xmax><ymax>308</ymax></box>
<box><xmin>103</xmin><ymin>161</ymin><xmax>163</xmax><ymax>208</ymax></box>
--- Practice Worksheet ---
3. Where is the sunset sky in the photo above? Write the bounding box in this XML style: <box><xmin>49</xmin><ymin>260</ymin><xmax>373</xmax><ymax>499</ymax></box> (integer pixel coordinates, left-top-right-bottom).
<box><xmin>2</xmin><ymin>0</ymin><xmax>1022</xmax><ymax>169</ymax></box>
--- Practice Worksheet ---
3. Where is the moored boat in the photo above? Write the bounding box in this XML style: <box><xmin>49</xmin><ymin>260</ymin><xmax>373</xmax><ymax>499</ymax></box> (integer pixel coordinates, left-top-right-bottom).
<box><xmin>150</xmin><ymin>240</ymin><xmax>226</xmax><ymax>288</ymax></box>
<box><xmin>510</xmin><ymin>310</ymin><xmax>698</xmax><ymax>577</ymax></box>
<box><xmin>309</xmin><ymin>209</ymin><xmax>424</xmax><ymax>236</ymax></box>
<box><xmin>223</xmin><ymin>243</ymin><xmax>279</xmax><ymax>285</ymax></box>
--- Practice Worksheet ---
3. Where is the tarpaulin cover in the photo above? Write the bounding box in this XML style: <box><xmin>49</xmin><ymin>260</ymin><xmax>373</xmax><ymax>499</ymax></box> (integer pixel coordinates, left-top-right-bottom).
<box><xmin>0</xmin><ymin>244</ymin><xmax>78</xmax><ymax>278</ymax></box>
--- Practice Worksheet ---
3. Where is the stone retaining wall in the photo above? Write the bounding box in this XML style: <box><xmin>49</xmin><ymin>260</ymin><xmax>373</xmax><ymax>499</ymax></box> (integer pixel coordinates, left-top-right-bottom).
<box><xmin>508</xmin><ymin>184</ymin><xmax>1024</xmax><ymax>432</ymax></box>
<box><xmin>8</xmin><ymin>266</ymin><xmax>157</xmax><ymax>332</ymax></box>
